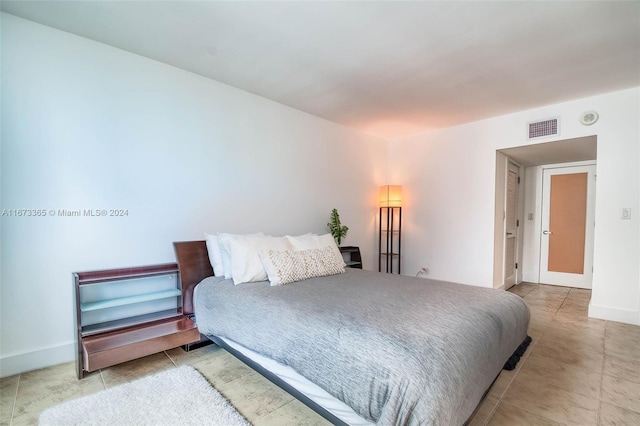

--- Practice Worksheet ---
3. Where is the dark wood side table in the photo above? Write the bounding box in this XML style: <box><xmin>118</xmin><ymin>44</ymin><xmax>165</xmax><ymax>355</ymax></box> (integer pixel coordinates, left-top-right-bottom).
<box><xmin>340</xmin><ymin>246</ymin><xmax>362</xmax><ymax>269</ymax></box>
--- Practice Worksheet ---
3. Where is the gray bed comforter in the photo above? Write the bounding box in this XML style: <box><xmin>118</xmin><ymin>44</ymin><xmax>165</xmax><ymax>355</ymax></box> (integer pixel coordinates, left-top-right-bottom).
<box><xmin>194</xmin><ymin>269</ymin><xmax>529</xmax><ymax>425</ymax></box>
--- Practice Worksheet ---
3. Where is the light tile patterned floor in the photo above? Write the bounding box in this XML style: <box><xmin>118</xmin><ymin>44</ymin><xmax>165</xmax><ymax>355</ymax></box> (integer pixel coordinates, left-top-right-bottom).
<box><xmin>470</xmin><ymin>283</ymin><xmax>640</xmax><ymax>426</ymax></box>
<box><xmin>2</xmin><ymin>283</ymin><xmax>640</xmax><ymax>425</ymax></box>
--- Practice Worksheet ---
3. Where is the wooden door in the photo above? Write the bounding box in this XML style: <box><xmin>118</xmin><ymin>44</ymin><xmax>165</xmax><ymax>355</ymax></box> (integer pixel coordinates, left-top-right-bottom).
<box><xmin>504</xmin><ymin>162</ymin><xmax>519</xmax><ymax>289</ymax></box>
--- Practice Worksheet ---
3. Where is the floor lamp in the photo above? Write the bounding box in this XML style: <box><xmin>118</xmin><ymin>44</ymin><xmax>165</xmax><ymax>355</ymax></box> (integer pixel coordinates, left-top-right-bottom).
<box><xmin>379</xmin><ymin>185</ymin><xmax>402</xmax><ymax>274</ymax></box>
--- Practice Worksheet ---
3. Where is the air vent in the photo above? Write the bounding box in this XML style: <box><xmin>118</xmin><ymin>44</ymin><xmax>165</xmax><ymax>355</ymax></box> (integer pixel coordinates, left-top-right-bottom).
<box><xmin>528</xmin><ymin>118</ymin><xmax>559</xmax><ymax>139</ymax></box>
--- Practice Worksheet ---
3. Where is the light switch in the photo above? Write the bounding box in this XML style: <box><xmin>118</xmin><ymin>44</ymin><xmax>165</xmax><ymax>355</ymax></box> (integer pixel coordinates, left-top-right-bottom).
<box><xmin>622</xmin><ymin>208</ymin><xmax>631</xmax><ymax>220</ymax></box>
<box><xmin>527</xmin><ymin>213</ymin><xmax>534</xmax><ymax>221</ymax></box>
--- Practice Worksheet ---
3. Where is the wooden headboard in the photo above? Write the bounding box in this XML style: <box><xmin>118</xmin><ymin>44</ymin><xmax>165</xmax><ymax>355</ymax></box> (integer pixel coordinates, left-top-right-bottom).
<box><xmin>173</xmin><ymin>240</ymin><xmax>213</xmax><ymax>316</ymax></box>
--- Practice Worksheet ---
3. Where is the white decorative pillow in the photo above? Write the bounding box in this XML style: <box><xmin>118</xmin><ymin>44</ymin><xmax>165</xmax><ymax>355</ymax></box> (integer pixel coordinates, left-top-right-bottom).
<box><xmin>218</xmin><ymin>232</ymin><xmax>264</xmax><ymax>280</ymax></box>
<box><xmin>229</xmin><ymin>236</ymin><xmax>291</xmax><ymax>284</ymax></box>
<box><xmin>204</xmin><ymin>233</ymin><xmax>224</xmax><ymax>277</ymax></box>
<box><xmin>262</xmin><ymin>246</ymin><xmax>346</xmax><ymax>286</ymax></box>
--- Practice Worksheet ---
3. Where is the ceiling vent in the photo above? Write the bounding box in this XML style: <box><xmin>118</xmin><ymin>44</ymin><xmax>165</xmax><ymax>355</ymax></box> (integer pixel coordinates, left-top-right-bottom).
<box><xmin>528</xmin><ymin>118</ymin><xmax>559</xmax><ymax>139</ymax></box>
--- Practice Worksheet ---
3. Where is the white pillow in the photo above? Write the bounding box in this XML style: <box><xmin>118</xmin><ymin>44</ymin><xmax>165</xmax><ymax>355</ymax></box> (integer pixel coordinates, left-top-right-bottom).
<box><xmin>262</xmin><ymin>246</ymin><xmax>346</xmax><ymax>286</ymax></box>
<box><xmin>285</xmin><ymin>233</ymin><xmax>319</xmax><ymax>250</ymax></box>
<box><xmin>204</xmin><ymin>233</ymin><xmax>225</xmax><ymax>277</ymax></box>
<box><xmin>229</xmin><ymin>236</ymin><xmax>291</xmax><ymax>284</ymax></box>
<box><xmin>286</xmin><ymin>233</ymin><xmax>345</xmax><ymax>266</ymax></box>
<box><xmin>218</xmin><ymin>232</ymin><xmax>264</xmax><ymax>279</ymax></box>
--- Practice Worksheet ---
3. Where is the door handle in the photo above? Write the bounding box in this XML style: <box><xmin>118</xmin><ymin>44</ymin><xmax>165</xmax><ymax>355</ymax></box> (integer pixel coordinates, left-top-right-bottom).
<box><xmin>506</xmin><ymin>232</ymin><xmax>513</xmax><ymax>236</ymax></box>
<box><xmin>542</xmin><ymin>230</ymin><xmax>553</xmax><ymax>235</ymax></box>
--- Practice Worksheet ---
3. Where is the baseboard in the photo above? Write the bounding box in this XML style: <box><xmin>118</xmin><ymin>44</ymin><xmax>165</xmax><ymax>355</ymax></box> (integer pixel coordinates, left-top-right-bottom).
<box><xmin>0</xmin><ymin>342</ymin><xmax>75</xmax><ymax>378</ymax></box>
<box><xmin>589</xmin><ymin>303</ymin><xmax>640</xmax><ymax>326</ymax></box>
<box><xmin>522</xmin><ymin>273</ymin><xmax>538</xmax><ymax>283</ymax></box>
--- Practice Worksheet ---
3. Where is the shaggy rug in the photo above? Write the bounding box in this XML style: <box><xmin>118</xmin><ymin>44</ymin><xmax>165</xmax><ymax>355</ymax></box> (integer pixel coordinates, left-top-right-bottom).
<box><xmin>39</xmin><ymin>365</ymin><xmax>250</xmax><ymax>426</ymax></box>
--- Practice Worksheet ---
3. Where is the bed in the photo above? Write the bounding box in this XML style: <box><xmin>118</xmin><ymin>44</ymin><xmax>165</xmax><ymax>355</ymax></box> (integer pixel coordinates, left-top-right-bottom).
<box><xmin>174</xmin><ymin>239</ymin><xmax>530</xmax><ymax>425</ymax></box>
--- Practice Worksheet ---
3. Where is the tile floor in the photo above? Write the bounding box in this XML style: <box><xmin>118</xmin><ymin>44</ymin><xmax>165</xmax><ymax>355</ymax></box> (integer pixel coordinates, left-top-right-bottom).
<box><xmin>2</xmin><ymin>283</ymin><xmax>640</xmax><ymax>425</ymax></box>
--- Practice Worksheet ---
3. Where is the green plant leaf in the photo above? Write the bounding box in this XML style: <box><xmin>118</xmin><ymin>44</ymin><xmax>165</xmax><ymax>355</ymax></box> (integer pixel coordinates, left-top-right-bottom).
<box><xmin>327</xmin><ymin>208</ymin><xmax>348</xmax><ymax>245</ymax></box>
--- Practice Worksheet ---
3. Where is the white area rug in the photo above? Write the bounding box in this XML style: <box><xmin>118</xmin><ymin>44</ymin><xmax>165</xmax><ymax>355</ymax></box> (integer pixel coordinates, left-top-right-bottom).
<box><xmin>39</xmin><ymin>365</ymin><xmax>250</xmax><ymax>426</ymax></box>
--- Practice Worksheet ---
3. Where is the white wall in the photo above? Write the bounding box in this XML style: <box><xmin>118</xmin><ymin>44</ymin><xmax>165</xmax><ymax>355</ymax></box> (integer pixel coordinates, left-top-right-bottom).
<box><xmin>389</xmin><ymin>88</ymin><xmax>640</xmax><ymax>325</ymax></box>
<box><xmin>0</xmin><ymin>14</ymin><xmax>388</xmax><ymax>376</ymax></box>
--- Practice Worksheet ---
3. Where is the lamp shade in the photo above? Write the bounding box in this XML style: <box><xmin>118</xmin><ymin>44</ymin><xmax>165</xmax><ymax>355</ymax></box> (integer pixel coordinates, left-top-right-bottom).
<box><xmin>379</xmin><ymin>185</ymin><xmax>402</xmax><ymax>207</ymax></box>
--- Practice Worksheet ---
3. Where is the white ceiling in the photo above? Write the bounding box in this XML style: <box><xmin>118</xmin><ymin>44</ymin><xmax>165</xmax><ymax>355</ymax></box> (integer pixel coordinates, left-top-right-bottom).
<box><xmin>2</xmin><ymin>1</ymin><xmax>639</xmax><ymax>140</ymax></box>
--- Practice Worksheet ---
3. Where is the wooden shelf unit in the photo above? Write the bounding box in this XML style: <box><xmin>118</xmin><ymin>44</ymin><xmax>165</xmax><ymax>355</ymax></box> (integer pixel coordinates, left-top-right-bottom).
<box><xmin>74</xmin><ymin>263</ymin><xmax>200</xmax><ymax>378</ymax></box>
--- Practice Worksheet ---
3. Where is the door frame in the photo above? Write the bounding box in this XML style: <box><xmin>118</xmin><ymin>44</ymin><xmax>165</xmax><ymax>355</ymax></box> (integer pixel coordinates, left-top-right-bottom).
<box><xmin>493</xmin><ymin>152</ymin><xmax>524</xmax><ymax>289</ymax></box>
<box><xmin>503</xmin><ymin>161</ymin><xmax>521</xmax><ymax>289</ymax></box>
<box><xmin>538</xmin><ymin>162</ymin><xmax>596</xmax><ymax>288</ymax></box>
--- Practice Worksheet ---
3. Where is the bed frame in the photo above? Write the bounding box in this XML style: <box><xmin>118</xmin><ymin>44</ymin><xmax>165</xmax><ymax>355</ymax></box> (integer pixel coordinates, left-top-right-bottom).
<box><xmin>173</xmin><ymin>240</ymin><xmax>530</xmax><ymax>425</ymax></box>
<box><xmin>173</xmin><ymin>240</ymin><xmax>349</xmax><ymax>425</ymax></box>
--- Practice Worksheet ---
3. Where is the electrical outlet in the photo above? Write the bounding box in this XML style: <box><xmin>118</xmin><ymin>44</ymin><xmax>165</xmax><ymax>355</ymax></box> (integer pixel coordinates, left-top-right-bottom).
<box><xmin>527</xmin><ymin>213</ymin><xmax>534</xmax><ymax>221</ymax></box>
<box><xmin>622</xmin><ymin>208</ymin><xmax>631</xmax><ymax>220</ymax></box>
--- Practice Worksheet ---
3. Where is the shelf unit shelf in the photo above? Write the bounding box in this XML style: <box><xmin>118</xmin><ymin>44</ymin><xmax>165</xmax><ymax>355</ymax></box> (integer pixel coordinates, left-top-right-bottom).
<box><xmin>81</xmin><ymin>317</ymin><xmax>197</xmax><ymax>373</ymax></box>
<box><xmin>81</xmin><ymin>308</ymin><xmax>183</xmax><ymax>336</ymax></box>
<box><xmin>80</xmin><ymin>289</ymin><xmax>182</xmax><ymax>312</ymax></box>
<box><xmin>74</xmin><ymin>263</ymin><xmax>200</xmax><ymax>378</ymax></box>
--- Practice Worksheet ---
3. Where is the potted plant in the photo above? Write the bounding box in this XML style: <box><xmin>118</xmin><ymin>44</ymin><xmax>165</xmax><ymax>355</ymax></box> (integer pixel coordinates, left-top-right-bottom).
<box><xmin>327</xmin><ymin>208</ymin><xmax>349</xmax><ymax>246</ymax></box>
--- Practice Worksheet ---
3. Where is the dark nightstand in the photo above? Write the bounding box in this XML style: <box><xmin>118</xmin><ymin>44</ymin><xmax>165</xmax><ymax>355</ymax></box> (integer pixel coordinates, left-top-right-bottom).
<box><xmin>340</xmin><ymin>246</ymin><xmax>362</xmax><ymax>269</ymax></box>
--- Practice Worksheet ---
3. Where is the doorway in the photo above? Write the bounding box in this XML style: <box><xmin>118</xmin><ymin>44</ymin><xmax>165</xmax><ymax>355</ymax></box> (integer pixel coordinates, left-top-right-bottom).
<box><xmin>493</xmin><ymin>136</ymin><xmax>597</xmax><ymax>289</ymax></box>
<box><xmin>539</xmin><ymin>164</ymin><xmax>596</xmax><ymax>288</ymax></box>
